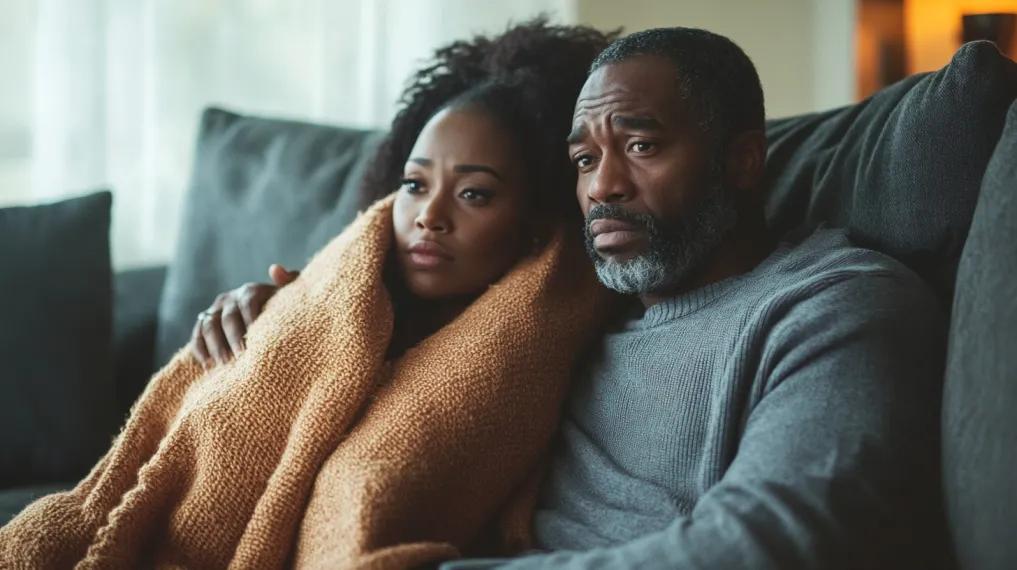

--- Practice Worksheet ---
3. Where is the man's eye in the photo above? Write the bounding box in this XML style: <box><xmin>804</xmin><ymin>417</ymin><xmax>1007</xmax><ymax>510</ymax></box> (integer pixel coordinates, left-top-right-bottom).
<box><xmin>574</xmin><ymin>154</ymin><xmax>595</xmax><ymax>169</ymax></box>
<box><xmin>460</xmin><ymin>188</ymin><xmax>491</xmax><ymax>203</ymax></box>
<box><xmin>629</xmin><ymin>141</ymin><xmax>655</xmax><ymax>153</ymax></box>
<box><xmin>400</xmin><ymin>178</ymin><xmax>423</xmax><ymax>193</ymax></box>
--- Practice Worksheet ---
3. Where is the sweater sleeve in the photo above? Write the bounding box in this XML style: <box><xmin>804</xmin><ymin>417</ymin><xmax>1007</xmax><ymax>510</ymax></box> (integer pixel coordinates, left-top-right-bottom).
<box><xmin>453</xmin><ymin>270</ymin><xmax>948</xmax><ymax>570</ymax></box>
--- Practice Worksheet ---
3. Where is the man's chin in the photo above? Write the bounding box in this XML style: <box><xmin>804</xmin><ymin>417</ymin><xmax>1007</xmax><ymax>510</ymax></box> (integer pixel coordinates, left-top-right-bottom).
<box><xmin>595</xmin><ymin>248</ymin><xmax>644</xmax><ymax>264</ymax></box>
<box><xmin>592</xmin><ymin>254</ymin><xmax>656</xmax><ymax>294</ymax></box>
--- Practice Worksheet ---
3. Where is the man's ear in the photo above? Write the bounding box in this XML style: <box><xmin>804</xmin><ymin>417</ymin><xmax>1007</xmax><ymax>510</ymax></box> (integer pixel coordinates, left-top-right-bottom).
<box><xmin>724</xmin><ymin>130</ymin><xmax>767</xmax><ymax>193</ymax></box>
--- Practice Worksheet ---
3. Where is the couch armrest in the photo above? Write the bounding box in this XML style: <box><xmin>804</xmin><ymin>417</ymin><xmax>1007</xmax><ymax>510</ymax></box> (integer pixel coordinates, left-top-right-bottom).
<box><xmin>112</xmin><ymin>265</ymin><xmax>166</xmax><ymax>418</ymax></box>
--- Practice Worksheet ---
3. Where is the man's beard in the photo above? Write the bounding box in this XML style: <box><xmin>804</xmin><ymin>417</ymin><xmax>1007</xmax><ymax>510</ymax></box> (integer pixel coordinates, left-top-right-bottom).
<box><xmin>583</xmin><ymin>183</ymin><xmax>738</xmax><ymax>295</ymax></box>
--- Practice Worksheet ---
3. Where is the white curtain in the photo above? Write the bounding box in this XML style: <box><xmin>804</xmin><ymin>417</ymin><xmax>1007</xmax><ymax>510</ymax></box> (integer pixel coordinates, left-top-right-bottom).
<box><xmin>3</xmin><ymin>0</ymin><xmax>577</xmax><ymax>268</ymax></box>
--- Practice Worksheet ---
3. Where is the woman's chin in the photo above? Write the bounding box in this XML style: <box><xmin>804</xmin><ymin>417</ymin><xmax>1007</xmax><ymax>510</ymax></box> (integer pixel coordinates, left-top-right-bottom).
<box><xmin>402</xmin><ymin>275</ymin><xmax>470</xmax><ymax>301</ymax></box>
<box><xmin>396</xmin><ymin>261</ymin><xmax>510</xmax><ymax>302</ymax></box>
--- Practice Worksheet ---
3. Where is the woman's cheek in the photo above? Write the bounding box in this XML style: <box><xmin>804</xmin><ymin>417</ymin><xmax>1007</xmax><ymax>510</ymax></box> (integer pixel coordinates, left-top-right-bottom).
<box><xmin>391</xmin><ymin>198</ymin><xmax>415</xmax><ymax>246</ymax></box>
<box><xmin>467</xmin><ymin>217</ymin><xmax>523</xmax><ymax>278</ymax></box>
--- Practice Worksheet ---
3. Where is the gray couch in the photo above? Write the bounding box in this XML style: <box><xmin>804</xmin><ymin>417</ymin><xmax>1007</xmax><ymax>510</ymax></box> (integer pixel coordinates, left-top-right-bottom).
<box><xmin>2</xmin><ymin>41</ymin><xmax>1014</xmax><ymax>569</ymax></box>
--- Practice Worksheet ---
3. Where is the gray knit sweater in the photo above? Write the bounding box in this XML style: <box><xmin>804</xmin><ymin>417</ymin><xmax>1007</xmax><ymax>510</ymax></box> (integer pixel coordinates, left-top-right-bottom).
<box><xmin>449</xmin><ymin>229</ymin><xmax>947</xmax><ymax>569</ymax></box>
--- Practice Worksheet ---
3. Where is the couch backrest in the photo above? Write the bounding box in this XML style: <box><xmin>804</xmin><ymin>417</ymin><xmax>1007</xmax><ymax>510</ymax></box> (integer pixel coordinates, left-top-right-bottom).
<box><xmin>763</xmin><ymin>41</ymin><xmax>1017</xmax><ymax>303</ymax></box>
<box><xmin>154</xmin><ymin>108</ymin><xmax>384</xmax><ymax>366</ymax></box>
<box><xmin>942</xmin><ymin>100</ymin><xmax>1017</xmax><ymax>570</ymax></box>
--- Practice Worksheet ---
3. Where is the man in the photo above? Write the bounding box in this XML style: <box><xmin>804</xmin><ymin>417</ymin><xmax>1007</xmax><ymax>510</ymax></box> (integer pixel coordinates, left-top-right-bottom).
<box><xmin>195</xmin><ymin>28</ymin><xmax>945</xmax><ymax>569</ymax></box>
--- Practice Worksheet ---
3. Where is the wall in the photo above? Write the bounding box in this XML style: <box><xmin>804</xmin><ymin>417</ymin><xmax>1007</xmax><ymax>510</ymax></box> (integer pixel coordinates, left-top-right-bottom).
<box><xmin>0</xmin><ymin>1</ymin><xmax>35</xmax><ymax>205</ymax></box>
<box><xmin>856</xmin><ymin>0</ymin><xmax>906</xmax><ymax>100</ymax></box>
<box><xmin>373</xmin><ymin>0</ymin><xmax>579</xmax><ymax>128</ymax></box>
<box><xmin>904</xmin><ymin>0</ymin><xmax>1017</xmax><ymax>73</ymax></box>
<box><xmin>575</xmin><ymin>0</ymin><xmax>856</xmax><ymax>118</ymax></box>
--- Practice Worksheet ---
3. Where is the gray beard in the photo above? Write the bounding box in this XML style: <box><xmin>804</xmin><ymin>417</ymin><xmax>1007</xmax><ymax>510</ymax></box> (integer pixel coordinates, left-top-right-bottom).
<box><xmin>584</xmin><ymin>185</ymin><xmax>738</xmax><ymax>295</ymax></box>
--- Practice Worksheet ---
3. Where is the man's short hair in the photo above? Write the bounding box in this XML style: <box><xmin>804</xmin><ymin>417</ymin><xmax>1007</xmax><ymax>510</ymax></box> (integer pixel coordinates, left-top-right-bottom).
<box><xmin>591</xmin><ymin>27</ymin><xmax>765</xmax><ymax>148</ymax></box>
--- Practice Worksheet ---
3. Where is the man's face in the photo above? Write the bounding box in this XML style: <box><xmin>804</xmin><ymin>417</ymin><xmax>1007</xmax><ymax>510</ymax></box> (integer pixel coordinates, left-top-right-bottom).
<box><xmin>568</xmin><ymin>55</ymin><xmax>737</xmax><ymax>295</ymax></box>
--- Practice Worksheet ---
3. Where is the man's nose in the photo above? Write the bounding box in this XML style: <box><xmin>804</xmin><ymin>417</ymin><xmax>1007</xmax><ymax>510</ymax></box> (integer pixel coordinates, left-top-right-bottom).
<box><xmin>415</xmin><ymin>189</ymin><xmax>453</xmax><ymax>233</ymax></box>
<box><xmin>586</xmin><ymin>155</ymin><xmax>635</xmax><ymax>204</ymax></box>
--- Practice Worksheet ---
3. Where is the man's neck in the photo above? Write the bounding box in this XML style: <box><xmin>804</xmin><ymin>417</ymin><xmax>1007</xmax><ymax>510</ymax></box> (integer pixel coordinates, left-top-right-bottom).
<box><xmin>640</xmin><ymin>218</ymin><xmax>776</xmax><ymax>309</ymax></box>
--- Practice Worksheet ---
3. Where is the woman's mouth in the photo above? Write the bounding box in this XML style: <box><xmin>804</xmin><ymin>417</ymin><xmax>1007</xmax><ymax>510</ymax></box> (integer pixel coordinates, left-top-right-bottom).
<box><xmin>406</xmin><ymin>240</ymin><xmax>454</xmax><ymax>269</ymax></box>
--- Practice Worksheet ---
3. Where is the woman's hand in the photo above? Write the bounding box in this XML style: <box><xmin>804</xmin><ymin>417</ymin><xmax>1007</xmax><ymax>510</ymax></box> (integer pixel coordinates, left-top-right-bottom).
<box><xmin>190</xmin><ymin>264</ymin><xmax>298</xmax><ymax>367</ymax></box>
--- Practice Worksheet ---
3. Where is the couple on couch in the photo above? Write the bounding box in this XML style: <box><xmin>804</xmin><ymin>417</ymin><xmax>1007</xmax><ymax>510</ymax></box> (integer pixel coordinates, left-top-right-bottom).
<box><xmin>1</xmin><ymin>19</ymin><xmax>945</xmax><ymax>569</ymax></box>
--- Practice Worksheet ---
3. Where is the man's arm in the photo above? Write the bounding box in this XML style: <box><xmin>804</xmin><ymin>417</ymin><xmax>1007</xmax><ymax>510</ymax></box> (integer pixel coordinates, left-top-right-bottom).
<box><xmin>461</xmin><ymin>270</ymin><xmax>947</xmax><ymax>570</ymax></box>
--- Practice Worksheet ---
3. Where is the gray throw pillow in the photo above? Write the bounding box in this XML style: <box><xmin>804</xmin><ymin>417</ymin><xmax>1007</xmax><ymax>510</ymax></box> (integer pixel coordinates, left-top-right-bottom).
<box><xmin>764</xmin><ymin>41</ymin><xmax>1017</xmax><ymax>302</ymax></box>
<box><xmin>0</xmin><ymin>190</ymin><xmax>116</xmax><ymax>488</ymax></box>
<box><xmin>942</xmin><ymin>100</ymin><xmax>1017</xmax><ymax>570</ymax></box>
<box><xmin>154</xmin><ymin>108</ymin><xmax>384</xmax><ymax>367</ymax></box>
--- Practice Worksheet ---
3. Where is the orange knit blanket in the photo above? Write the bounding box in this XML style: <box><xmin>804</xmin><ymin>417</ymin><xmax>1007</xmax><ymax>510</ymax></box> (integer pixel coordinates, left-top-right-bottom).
<box><xmin>0</xmin><ymin>196</ymin><xmax>609</xmax><ymax>569</ymax></box>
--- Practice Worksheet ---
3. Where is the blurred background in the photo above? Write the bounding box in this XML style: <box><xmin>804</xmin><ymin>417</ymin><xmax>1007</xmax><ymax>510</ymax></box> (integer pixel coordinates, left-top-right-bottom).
<box><xmin>1</xmin><ymin>0</ymin><xmax>1015</xmax><ymax>269</ymax></box>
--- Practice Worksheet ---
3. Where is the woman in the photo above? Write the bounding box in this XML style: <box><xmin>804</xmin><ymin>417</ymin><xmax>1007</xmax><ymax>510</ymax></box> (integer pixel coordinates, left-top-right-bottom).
<box><xmin>0</xmin><ymin>20</ymin><xmax>616</xmax><ymax>569</ymax></box>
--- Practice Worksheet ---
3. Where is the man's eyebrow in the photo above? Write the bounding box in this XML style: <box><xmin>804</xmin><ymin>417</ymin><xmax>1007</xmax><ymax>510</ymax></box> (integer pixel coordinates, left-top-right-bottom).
<box><xmin>612</xmin><ymin>115</ymin><xmax>664</xmax><ymax>131</ymax></box>
<box><xmin>566</xmin><ymin>124</ymin><xmax>588</xmax><ymax>145</ymax></box>
<box><xmin>454</xmin><ymin>164</ymin><xmax>502</xmax><ymax>180</ymax></box>
<box><xmin>408</xmin><ymin>157</ymin><xmax>432</xmax><ymax>166</ymax></box>
<box><xmin>566</xmin><ymin>116</ymin><xmax>663</xmax><ymax>145</ymax></box>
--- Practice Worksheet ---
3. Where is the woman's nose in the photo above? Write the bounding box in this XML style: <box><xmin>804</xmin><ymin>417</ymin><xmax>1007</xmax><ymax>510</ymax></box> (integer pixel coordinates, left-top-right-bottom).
<box><xmin>415</xmin><ymin>192</ymin><xmax>453</xmax><ymax>233</ymax></box>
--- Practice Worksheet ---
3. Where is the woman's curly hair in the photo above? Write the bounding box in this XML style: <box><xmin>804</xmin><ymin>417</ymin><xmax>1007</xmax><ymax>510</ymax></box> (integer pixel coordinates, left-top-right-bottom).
<box><xmin>361</xmin><ymin>18</ymin><xmax>619</xmax><ymax>224</ymax></box>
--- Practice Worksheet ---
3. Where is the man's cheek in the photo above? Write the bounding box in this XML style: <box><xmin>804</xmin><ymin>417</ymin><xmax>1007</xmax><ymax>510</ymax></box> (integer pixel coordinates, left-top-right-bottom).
<box><xmin>575</xmin><ymin>185</ymin><xmax>593</xmax><ymax>214</ymax></box>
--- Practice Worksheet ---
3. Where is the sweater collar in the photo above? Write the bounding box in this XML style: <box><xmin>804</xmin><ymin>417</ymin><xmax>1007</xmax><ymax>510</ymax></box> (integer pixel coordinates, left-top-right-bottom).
<box><xmin>627</xmin><ymin>275</ymin><xmax>746</xmax><ymax>329</ymax></box>
<box><xmin>623</xmin><ymin>238</ymin><xmax>798</xmax><ymax>330</ymax></box>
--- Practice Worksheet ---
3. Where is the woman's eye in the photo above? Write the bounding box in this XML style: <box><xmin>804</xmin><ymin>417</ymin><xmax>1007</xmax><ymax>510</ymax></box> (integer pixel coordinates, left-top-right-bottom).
<box><xmin>459</xmin><ymin>188</ymin><xmax>491</xmax><ymax>203</ymax></box>
<box><xmin>629</xmin><ymin>141</ymin><xmax>655</xmax><ymax>153</ymax></box>
<box><xmin>400</xmin><ymin>178</ymin><xmax>423</xmax><ymax>193</ymax></box>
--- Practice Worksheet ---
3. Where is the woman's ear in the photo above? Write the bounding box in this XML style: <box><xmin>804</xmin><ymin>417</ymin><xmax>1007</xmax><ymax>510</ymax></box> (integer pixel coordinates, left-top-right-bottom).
<box><xmin>724</xmin><ymin>130</ymin><xmax>767</xmax><ymax>194</ymax></box>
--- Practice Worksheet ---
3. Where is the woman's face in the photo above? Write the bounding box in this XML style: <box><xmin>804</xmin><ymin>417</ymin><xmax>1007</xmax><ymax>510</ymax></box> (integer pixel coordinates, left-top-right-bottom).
<box><xmin>393</xmin><ymin>106</ymin><xmax>529</xmax><ymax>300</ymax></box>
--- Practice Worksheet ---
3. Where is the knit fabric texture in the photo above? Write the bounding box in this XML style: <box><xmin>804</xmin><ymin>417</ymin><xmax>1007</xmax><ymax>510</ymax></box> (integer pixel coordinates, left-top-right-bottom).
<box><xmin>0</xmin><ymin>196</ymin><xmax>609</xmax><ymax>569</ymax></box>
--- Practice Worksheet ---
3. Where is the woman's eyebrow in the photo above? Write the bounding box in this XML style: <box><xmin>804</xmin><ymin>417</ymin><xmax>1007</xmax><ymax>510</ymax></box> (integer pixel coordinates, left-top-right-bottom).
<box><xmin>454</xmin><ymin>164</ymin><xmax>502</xmax><ymax>180</ymax></box>
<box><xmin>408</xmin><ymin>157</ymin><xmax>432</xmax><ymax>166</ymax></box>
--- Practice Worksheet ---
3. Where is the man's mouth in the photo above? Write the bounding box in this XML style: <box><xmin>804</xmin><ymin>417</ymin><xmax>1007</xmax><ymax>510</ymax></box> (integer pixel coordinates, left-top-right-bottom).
<box><xmin>589</xmin><ymin>218</ymin><xmax>647</xmax><ymax>255</ymax></box>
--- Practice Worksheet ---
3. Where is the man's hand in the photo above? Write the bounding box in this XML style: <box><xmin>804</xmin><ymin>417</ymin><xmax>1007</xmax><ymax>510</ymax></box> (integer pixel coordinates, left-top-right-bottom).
<box><xmin>190</xmin><ymin>264</ymin><xmax>298</xmax><ymax>367</ymax></box>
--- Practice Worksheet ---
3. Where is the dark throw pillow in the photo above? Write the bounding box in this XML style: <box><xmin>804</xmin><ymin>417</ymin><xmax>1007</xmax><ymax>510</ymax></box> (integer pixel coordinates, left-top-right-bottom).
<box><xmin>764</xmin><ymin>40</ymin><xmax>1017</xmax><ymax>302</ymax></box>
<box><xmin>0</xmin><ymin>190</ymin><xmax>116</xmax><ymax>488</ymax></box>
<box><xmin>154</xmin><ymin>108</ymin><xmax>384</xmax><ymax>367</ymax></box>
<box><xmin>942</xmin><ymin>100</ymin><xmax>1017</xmax><ymax>570</ymax></box>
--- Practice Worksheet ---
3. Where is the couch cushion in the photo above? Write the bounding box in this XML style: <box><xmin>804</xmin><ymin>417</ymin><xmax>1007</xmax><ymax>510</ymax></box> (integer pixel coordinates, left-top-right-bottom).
<box><xmin>764</xmin><ymin>41</ymin><xmax>1017</xmax><ymax>302</ymax></box>
<box><xmin>0</xmin><ymin>483</ymin><xmax>68</xmax><ymax>524</ymax></box>
<box><xmin>0</xmin><ymin>191</ymin><xmax>116</xmax><ymax>488</ymax></box>
<box><xmin>155</xmin><ymin>108</ymin><xmax>384</xmax><ymax>367</ymax></box>
<box><xmin>113</xmin><ymin>265</ymin><xmax>167</xmax><ymax>416</ymax></box>
<box><xmin>942</xmin><ymin>100</ymin><xmax>1017</xmax><ymax>570</ymax></box>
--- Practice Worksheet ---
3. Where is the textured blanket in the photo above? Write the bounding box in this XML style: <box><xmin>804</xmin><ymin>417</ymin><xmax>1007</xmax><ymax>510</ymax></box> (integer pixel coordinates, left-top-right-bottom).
<box><xmin>0</xmin><ymin>196</ymin><xmax>609</xmax><ymax>569</ymax></box>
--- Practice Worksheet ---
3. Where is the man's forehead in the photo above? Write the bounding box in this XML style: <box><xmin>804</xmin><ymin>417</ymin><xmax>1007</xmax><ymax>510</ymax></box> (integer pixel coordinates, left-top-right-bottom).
<box><xmin>573</xmin><ymin>55</ymin><xmax>681</xmax><ymax>119</ymax></box>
